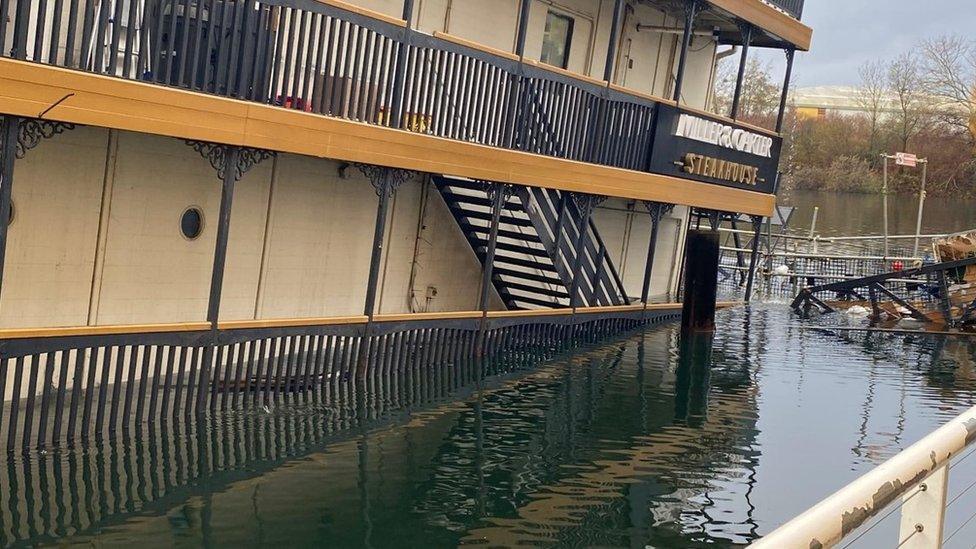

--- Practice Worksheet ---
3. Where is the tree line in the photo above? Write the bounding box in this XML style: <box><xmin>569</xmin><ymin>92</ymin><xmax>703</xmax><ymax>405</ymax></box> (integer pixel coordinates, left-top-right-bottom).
<box><xmin>712</xmin><ymin>35</ymin><xmax>976</xmax><ymax>197</ymax></box>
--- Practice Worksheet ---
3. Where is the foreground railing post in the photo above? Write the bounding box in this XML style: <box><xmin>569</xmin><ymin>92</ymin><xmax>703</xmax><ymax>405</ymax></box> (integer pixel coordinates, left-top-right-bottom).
<box><xmin>898</xmin><ymin>462</ymin><xmax>948</xmax><ymax>549</ymax></box>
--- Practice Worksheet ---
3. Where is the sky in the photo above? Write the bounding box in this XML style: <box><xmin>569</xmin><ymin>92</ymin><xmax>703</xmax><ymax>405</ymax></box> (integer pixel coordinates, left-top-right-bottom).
<box><xmin>753</xmin><ymin>0</ymin><xmax>976</xmax><ymax>88</ymax></box>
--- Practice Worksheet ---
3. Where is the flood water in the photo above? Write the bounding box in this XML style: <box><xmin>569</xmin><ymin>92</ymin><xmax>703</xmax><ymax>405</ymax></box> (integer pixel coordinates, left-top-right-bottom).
<box><xmin>5</xmin><ymin>304</ymin><xmax>976</xmax><ymax>547</ymax></box>
<box><xmin>780</xmin><ymin>189</ymin><xmax>976</xmax><ymax>237</ymax></box>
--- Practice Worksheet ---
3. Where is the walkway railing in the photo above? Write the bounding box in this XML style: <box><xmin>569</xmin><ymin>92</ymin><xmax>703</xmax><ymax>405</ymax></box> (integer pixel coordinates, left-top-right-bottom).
<box><xmin>0</xmin><ymin>304</ymin><xmax>685</xmax><ymax>453</ymax></box>
<box><xmin>0</xmin><ymin>0</ymin><xmax>778</xmax><ymax>192</ymax></box>
<box><xmin>764</xmin><ymin>0</ymin><xmax>805</xmax><ymax>19</ymax></box>
<box><xmin>753</xmin><ymin>403</ymin><xmax>976</xmax><ymax>548</ymax></box>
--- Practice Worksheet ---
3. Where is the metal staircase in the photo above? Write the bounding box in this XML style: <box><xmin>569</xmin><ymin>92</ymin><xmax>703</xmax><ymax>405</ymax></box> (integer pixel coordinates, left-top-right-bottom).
<box><xmin>434</xmin><ymin>175</ymin><xmax>629</xmax><ymax>310</ymax></box>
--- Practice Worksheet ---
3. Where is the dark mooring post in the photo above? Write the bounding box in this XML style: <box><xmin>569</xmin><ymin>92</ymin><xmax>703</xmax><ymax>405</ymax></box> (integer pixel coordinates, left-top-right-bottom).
<box><xmin>0</xmin><ymin>116</ymin><xmax>20</xmax><ymax>298</ymax></box>
<box><xmin>681</xmin><ymin>228</ymin><xmax>720</xmax><ymax>332</ymax></box>
<box><xmin>744</xmin><ymin>215</ymin><xmax>764</xmax><ymax>301</ymax></box>
<box><xmin>776</xmin><ymin>48</ymin><xmax>796</xmax><ymax>133</ymax></box>
<box><xmin>603</xmin><ymin>0</ymin><xmax>625</xmax><ymax>82</ymax></box>
<box><xmin>672</xmin><ymin>0</ymin><xmax>699</xmax><ymax>102</ymax></box>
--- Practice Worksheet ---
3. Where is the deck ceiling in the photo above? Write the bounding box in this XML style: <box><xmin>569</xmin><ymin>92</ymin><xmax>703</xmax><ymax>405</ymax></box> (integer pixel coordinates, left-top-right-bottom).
<box><xmin>639</xmin><ymin>0</ymin><xmax>812</xmax><ymax>50</ymax></box>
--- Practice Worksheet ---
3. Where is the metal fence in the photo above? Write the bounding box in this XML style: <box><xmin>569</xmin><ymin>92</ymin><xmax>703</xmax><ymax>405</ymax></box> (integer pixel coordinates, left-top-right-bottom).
<box><xmin>0</xmin><ymin>306</ymin><xmax>678</xmax><ymax>454</ymax></box>
<box><xmin>0</xmin><ymin>0</ymin><xmax>661</xmax><ymax>174</ymax></box>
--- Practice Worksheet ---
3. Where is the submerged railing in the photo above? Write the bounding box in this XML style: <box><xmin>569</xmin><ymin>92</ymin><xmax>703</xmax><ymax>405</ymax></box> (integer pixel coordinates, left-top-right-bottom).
<box><xmin>0</xmin><ymin>0</ymin><xmax>779</xmax><ymax>193</ymax></box>
<box><xmin>0</xmin><ymin>305</ymin><xmax>682</xmax><ymax>454</ymax></box>
<box><xmin>753</xmin><ymin>403</ymin><xmax>976</xmax><ymax>548</ymax></box>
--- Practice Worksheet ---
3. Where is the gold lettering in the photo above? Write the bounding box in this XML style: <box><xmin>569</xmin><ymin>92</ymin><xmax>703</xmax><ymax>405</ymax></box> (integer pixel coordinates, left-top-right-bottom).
<box><xmin>676</xmin><ymin>153</ymin><xmax>761</xmax><ymax>186</ymax></box>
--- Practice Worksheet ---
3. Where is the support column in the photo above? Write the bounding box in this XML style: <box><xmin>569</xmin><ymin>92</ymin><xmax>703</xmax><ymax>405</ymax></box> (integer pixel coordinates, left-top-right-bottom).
<box><xmin>603</xmin><ymin>0</ymin><xmax>625</xmax><ymax>82</ymax></box>
<box><xmin>0</xmin><ymin>116</ymin><xmax>20</xmax><ymax>301</ymax></box>
<box><xmin>479</xmin><ymin>183</ymin><xmax>508</xmax><ymax>313</ymax></box>
<box><xmin>775</xmin><ymin>48</ymin><xmax>796</xmax><ymax>133</ymax></box>
<box><xmin>730</xmin><ymin>23</ymin><xmax>753</xmax><ymax>119</ymax></box>
<box><xmin>569</xmin><ymin>194</ymin><xmax>602</xmax><ymax>308</ymax></box>
<box><xmin>207</xmin><ymin>147</ymin><xmax>240</xmax><ymax>327</ymax></box>
<box><xmin>401</xmin><ymin>0</ymin><xmax>415</xmax><ymax>22</ymax></box>
<box><xmin>681</xmin><ymin>229</ymin><xmax>720</xmax><ymax>333</ymax></box>
<box><xmin>389</xmin><ymin>0</ymin><xmax>418</xmax><ymax>128</ymax></box>
<box><xmin>672</xmin><ymin>0</ymin><xmax>699</xmax><ymax>102</ymax></box>
<box><xmin>640</xmin><ymin>201</ymin><xmax>672</xmax><ymax>304</ymax></box>
<box><xmin>514</xmin><ymin>0</ymin><xmax>532</xmax><ymax>57</ymax></box>
<box><xmin>744</xmin><ymin>215</ymin><xmax>764</xmax><ymax>301</ymax></box>
<box><xmin>359</xmin><ymin>165</ymin><xmax>413</xmax><ymax>317</ymax></box>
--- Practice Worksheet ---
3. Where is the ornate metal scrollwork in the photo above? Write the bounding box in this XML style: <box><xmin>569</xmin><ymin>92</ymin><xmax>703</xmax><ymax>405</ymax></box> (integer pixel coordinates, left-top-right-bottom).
<box><xmin>0</xmin><ymin>117</ymin><xmax>77</xmax><ymax>159</ymax></box>
<box><xmin>480</xmin><ymin>181</ymin><xmax>515</xmax><ymax>203</ymax></box>
<box><xmin>354</xmin><ymin>163</ymin><xmax>416</xmax><ymax>197</ymax></box>
<box><xmin>572</xmin><ymin>192</ymin><xmax>607</xmax><ymax>213</ymax></box>
<box><xmin>185</xmin><ymin>140</ymin><xmax>276</xmax><ymax>182</ymax></box>
<box><xmin>642</xmin><ymin>200</ymin><xmax>675</xmax><ymax>220</ymax></box>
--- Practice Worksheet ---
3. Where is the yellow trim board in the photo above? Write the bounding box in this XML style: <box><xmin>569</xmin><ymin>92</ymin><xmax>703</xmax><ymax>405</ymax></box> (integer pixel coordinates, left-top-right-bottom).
<box><xmin>0</xmin><ymin>322</ymin><xmax>210</xmax><ymax>340</ymax></box>
<box><xmin>0</xmin><ymin>59</ymin><xmax>776</xmax><ymax>216</ymax></box>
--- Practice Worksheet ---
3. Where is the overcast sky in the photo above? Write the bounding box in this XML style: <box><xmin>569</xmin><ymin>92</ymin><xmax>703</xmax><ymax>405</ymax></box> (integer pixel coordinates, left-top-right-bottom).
<box><xmin>754</xmin><ymin>0</ymin><xmax>976</xmax><ymax>87</ymax></box>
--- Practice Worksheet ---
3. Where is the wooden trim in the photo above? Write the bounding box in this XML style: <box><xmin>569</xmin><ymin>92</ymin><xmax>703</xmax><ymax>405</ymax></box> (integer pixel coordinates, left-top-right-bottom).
<box><xmin>374</xmin><ymin>310</ymin><xmax>484</xmax><ymax>322</ymax></box>
<box><xmin>486</xmin><ymin>308</ymin><xmax>575</xmax><ymax>318</ymax></box>
<box><xmin>575</xmin><ymin>304</ymin><xmax>651</xmax><ymax>314</ymax></box>
<box><xmin>707</xmin><ymin>0</ymin><xmax>812</xmax><ymax>51</ymax></box>
<box><xmin>677</xmin><ymin>104</ymin><xmax>780</xmax><ymax>138</ymax></box>
<box><xmin>0</xmin><ymin>322</ymin><xmax>211</xmax><ymax>340</ymax></box>
<box><xmin>522</xmin><ymin>58</ymin><xmax>609</xmax><ymax>89</ymax></box>
<box><xmin>609</xmin><ymin>84</ymin><xmax>676</xmax><ymax>107</ymax></box>
<box><xmin>432</xmin><ymin>31</ymin><xmax>520</xmax><ymax>62</ymax></box>
<box><xmin>219</xmin><ymin>316</ymin><xmax>369</xmax><ymax>330</ymax></box>
<box><xmin>314</xmin><ymin>0</ymin><xmax>407</xmax><ymax>27</ymax></box>
<box><xmin>0</xmin><ymin>59</ymin><xmax>776</xmax><ymax>217</ymax></box>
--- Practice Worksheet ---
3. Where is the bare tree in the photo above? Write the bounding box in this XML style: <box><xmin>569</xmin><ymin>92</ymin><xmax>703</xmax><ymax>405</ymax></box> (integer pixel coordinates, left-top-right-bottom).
<box><xmin>920</xmin><ymin>35</ymin><xmax>976</xmax><ymax>146</ymax></box>
<box><xmin>711</xmin><ymin>58</ymin><xmax>779</xmax><ymax>123</ymax></box>
<box><xmin>856</xmin><ymin>60</ymin><xmax>887</xmax><ymax>154</ymax></box>
<box><xmin>887</xmin><ymin>52</ymin><xmax>928</xmax><ymax>152</ymax></box>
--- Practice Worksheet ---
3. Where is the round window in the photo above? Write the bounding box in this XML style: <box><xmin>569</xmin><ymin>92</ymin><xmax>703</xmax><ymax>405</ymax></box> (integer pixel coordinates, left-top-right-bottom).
<box><xmin>180</xmin><ymin>207</ymin><xmax>204</xmax><ymax>240</ymax></box>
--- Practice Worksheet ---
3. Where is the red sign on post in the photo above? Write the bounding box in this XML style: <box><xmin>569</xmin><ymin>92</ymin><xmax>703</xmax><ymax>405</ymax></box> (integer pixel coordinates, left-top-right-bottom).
<box><xmin>895</xmin><ymin>152</ymin><xmax>918</xmax><ymax>167</ymax></box>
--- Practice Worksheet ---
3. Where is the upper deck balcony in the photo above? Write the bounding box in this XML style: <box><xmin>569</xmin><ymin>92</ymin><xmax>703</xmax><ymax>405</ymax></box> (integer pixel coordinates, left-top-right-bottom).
<box><xmin>0</xmin><ymin>0</ymin><xmax>811</xmax><ymax>216</ymax></box>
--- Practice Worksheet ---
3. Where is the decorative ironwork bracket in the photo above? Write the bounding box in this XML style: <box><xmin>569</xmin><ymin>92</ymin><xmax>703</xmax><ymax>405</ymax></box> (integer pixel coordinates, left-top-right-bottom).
<box><xmin>572</xmin><ymin>192</ymin><xmax>607</xmax><ymax>213</ymax></box>
<box><xmin>480</xmin><ymin>181</ymin><xmax>515</xmax><ymax>203</ymax></box>
<box><xmin>642</xmin><ymin>201</ymin><xmax>675</xmax><ymax>220</ymax></box>
<box><xmin>185</xmin><ymin>141</ymin><xmax>276</xmax><ymax>182</ymax></box>
<box><xmin>355</xmin><ymin>163</ymin><xmax>415</xmax><ymax>197</ymax></box>
<box><xmin>0</xmin><ymin>117</ymin><xmax>77</xmax><ymax>159</ymax></box>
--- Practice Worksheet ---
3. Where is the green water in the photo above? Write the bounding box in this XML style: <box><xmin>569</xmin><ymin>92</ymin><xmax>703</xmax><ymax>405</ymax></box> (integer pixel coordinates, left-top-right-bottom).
<box><xmin>5</xmin><ymin>305</ymin><xmax>976</xmax><ymax>547</ymax></box>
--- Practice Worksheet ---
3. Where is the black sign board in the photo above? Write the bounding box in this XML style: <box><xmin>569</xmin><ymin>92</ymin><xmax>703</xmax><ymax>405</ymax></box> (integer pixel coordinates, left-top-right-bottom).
<box><xmin>647</xmin><ymin>104</ymin><xmax>782</xmax><ymax>195</ymax></box>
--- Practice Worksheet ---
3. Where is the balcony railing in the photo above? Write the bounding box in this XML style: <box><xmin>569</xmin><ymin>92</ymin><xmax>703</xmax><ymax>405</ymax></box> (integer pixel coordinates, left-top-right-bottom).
<box><xmin>765</xmin><ymin>0</ymin><xmax>804</xmax><ymax>19</ymax></box>
<box><xmin>0</xmin><ymin>0</ymin><xmax>782</xmax><ymax>196</ymax></box>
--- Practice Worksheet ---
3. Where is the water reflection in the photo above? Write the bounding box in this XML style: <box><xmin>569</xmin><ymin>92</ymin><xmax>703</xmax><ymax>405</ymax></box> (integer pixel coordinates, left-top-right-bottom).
<box><xmin>2</xmin><ymin>305</ymin><xmax>976</xmax><ymax>547</ymax></box>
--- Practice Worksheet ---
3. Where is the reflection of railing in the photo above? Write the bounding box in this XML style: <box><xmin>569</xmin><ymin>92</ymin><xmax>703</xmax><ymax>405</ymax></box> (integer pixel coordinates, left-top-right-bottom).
<box><xmin>753</xmin><ymin>403</ymin><xmax>976</xmax><ymax>548</ymax></box>
<box><xmin>0</xmin><ymin>0</ymin><xmax>772</xmax><ymax>188</ymax></box>
<box><xmin>0</xmin><ymin>305</ymin><xmax>680</xmax><ymax>454</ymax></box>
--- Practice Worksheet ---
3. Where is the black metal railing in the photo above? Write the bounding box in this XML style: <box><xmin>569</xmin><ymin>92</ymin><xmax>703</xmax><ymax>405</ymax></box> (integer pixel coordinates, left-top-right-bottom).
<box><xmin>1</xmin><ymin>0</ymin><xmax>691</xmax><ymax>179</ymax></box>
<box><xmin>765</xmin><ymin>0</ymin><xmax>804</xmax><ymax>19</ymax></box>
<box><xmin>0</xmin><ymin>307</ymin><xmax>679</xmax><ymax>454</ymax></box>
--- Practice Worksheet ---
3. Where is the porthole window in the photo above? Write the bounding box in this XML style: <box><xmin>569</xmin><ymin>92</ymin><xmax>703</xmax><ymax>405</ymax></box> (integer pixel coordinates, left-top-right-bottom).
<box><xmin>180</xmin><ymin>207</ymin><xmax>204</xmax><ymax>240</ymax></box>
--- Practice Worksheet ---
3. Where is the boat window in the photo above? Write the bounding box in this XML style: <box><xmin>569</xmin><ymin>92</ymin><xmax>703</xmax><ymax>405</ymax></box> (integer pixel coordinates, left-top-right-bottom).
<box><xmin>541</xmin><ymin>10</ymin><xmax>574</xmax><ymax>70</ymax></box>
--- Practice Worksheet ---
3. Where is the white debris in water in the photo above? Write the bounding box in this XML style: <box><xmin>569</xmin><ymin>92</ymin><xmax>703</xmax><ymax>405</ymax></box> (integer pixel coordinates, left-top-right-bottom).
<box><xmin>773</xmin><ymin>265</ymin><xmax>790</xmax><ymax>276</ymax></box>
<box><xmin>845</xmin><ymin>305</ymin><xmax>870</xmax><ymax>316</ymax></box>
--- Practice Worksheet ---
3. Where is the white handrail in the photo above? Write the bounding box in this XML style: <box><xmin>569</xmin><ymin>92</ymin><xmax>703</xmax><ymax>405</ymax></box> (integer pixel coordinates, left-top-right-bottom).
<box><xmin>752</xmin><ymin>404</ymin><xmax>976</xmax><ymax>548</ymax></box>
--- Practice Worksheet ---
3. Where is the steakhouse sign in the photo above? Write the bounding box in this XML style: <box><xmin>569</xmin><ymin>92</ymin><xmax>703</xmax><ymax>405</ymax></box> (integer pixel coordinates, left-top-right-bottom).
<box><xmin>647</xmin><ymin>104</ymin><xmax>782</xmax><ymax>195</ymax></box>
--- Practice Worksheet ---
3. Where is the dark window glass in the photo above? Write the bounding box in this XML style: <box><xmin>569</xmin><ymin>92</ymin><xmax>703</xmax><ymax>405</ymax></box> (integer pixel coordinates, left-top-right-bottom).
<box><xmin>541</xmin><ymin>11</ymin><xmax>574</xmax><ymax>69</ymax></box>
<box><xmin>181</xmin><ymin>207</ymin><xmax>203</xmax><ymax>240</ymax></box>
